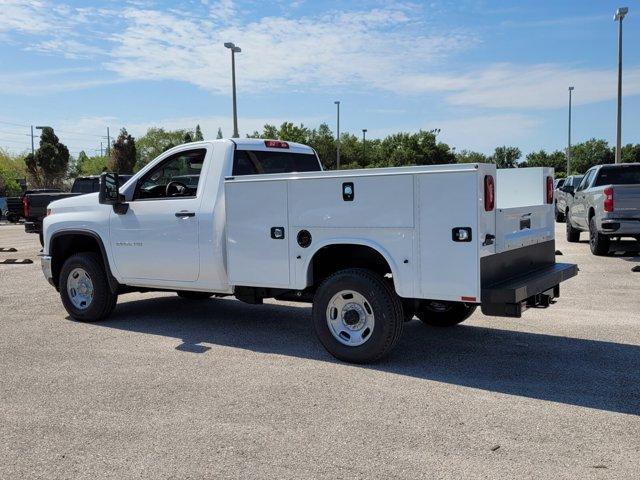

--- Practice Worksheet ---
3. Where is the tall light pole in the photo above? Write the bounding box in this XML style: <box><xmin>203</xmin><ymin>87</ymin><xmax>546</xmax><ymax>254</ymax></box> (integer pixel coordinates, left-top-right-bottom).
<box><xmin>614</xmin><ymin>7</ymin><xmax>628</xmax><ymax>163</ymax></box>
<box><xmin>30</xmin><ymin>125</ymin><xmax>35</xmax><ymax>155</ymax></box>
<box><xmin>362</xmin><ymin>129</ymin><xmax>367</xmax><ymax>164</ymax></box>
<box><xmin>567</xmin><ymin>86</ymin><xmax>574</xmax><ymax>174</ymax></box>
<box><xmin>334</xmin><ymin>101</ymin><xmax>341</xmax><ymax>169</ymax></box>
<box><xmin>224</xmin><ymin>42</ymin><xmax>242</xmax><ymax>138</ymax></box>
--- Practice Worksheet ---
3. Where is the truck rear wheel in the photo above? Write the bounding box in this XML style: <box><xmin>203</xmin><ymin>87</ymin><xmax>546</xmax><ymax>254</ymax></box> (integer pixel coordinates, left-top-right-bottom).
<box><xmin>59</xmin><ymin>252</ymin><xmax>117</xmax><ymax>322</ymax></box>
<box><xmin>589</xmin><ymin>216</ymin><xmax>610</xmax><ymax>256</ymax></box>
<box><xmin>416</xmin><ymin>301</ymin><xmax>476</xmax><ymax>327</ymax></box>
<box><xmin>566</xmin><ymin>212</ymin><xmax>580</xmax><ymax>243</ymax></box>
<box><xmin>312</xmin><ymin>268</ymin><xmax>403</xmax><ymax>363</ymax></box>
<box><xmin>177</xmin><ymin>291</ymin><xmax>213</xmax><ymax>300</ymax></box>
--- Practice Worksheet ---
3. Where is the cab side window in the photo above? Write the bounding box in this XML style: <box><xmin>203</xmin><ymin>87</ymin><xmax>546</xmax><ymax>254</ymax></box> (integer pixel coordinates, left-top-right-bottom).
<box><xmin>577</xmin><ymin>170</ymin><xmax>594</xmax><ymax>191</ymax></box>
<box><xmin>135</xmin><ymin>149</ymin><xmax>206</xmax><ymax>200</ymax></box>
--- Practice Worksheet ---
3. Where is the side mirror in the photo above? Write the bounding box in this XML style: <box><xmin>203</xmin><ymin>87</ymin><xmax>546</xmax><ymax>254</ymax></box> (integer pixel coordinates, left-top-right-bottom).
<box><xmin>99</xmin><ymin>172</ymin><xmax>128</xmax><ymax>214</ymax></box>
<box><xmin>563</xmin><ymin>185</ymin><xmax>575</xmax><ymax>195</ymax></box>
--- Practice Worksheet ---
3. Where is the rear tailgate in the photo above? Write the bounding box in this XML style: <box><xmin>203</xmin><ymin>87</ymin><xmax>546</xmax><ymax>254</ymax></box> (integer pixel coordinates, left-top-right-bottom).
<box><xmin>481</xmin><ymin>167</ymin><xmax>577</xmax><ymax>317</ymax></box>
<box><xmin>612</xmin><ymin>184</ymin><xmax>640</xmax><ymax>219</ymax></box>
<box><xmin>495</xmin><ymin>168</ymin><xmax>555</xmax><ymax>252</ymax></box>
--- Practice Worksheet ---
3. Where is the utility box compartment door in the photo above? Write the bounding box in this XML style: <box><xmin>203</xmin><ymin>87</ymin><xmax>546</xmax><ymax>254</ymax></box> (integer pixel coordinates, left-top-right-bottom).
<box><xmin>417</xmin><ymin>171</ymin><xmax>480</xmax><ymax>301</ymax></box>
<box><xmin>225</xmin><ymin>180</ymin><xmax>290</xmax><ymax>288</ymax></box>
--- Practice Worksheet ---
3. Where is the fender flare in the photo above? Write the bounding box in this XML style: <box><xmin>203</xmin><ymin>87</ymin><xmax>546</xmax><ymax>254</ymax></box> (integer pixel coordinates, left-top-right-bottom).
<box><xmin>303</xmin><ymin>237</ymin><xmax>403</xmax><ymax>288</ymax></box>
<box><xmin>50</xmin><ymin>229</ymin><xmax>119</xmax><ymax>293</ymax></box>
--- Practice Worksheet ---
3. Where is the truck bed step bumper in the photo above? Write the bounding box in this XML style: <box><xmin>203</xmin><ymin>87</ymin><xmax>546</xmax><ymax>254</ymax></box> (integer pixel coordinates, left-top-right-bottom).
<box><xmin>481</xmin><ymin>263</ymin><xmax>578</xmax><ymax>318</ymax></box>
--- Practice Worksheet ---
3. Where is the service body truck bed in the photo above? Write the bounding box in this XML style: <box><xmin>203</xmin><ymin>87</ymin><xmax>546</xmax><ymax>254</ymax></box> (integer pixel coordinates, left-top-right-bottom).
<box><xmin>225</xmin><ymin>162</ymin><xmax>576</xmax><ymax>321</ymax></box>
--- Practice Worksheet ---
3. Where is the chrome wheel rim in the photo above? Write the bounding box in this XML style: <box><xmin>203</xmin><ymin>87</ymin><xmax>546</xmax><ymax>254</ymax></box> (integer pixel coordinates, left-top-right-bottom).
<box><xmin>326</xmin><ymin>290</ymin><xmax>375</xmax><ymax>346</ymax></box>
<box><xmin>67</xmin><ymin>267</ymin><xmax>94</xmax><ymax>310</ymax></box>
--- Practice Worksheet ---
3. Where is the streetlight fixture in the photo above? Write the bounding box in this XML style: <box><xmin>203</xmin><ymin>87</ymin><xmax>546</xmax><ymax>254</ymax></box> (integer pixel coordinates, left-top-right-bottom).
<box><xmin>567</xmin><ymin>86</ymin><xmax>574</xmax><ymax>173</ymax></box>
<box><xmin>224</xmin><ymin>42</ymin><xmax>242</xmax><ymax>138</ymax></box>
<box><xmin>362</xmin><ymin>129</ymin><xmax>367</xmax><ymax>164</ymax></box>
<box><xmin>334</xmin><ymin>101</ymin><xmax>341</xmax><ymax>169</ymax></box>
<box><xmin>614</xmin><ymin>7</ymin><xmax>628</xmax><ymax>163</ymax></box>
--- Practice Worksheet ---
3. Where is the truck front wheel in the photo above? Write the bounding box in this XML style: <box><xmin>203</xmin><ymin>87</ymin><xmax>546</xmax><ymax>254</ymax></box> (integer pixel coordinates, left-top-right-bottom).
<box><xmin>589</xmin><ymin>216</ymin><xmax>610</xmax><ymax>256</ymax></box>
<box><xmin>416</xmin><ymin>301</ymin><xmax>476</xmax><ymax>327</ymax></box>
<box><xmin>59</xmin><ymin>252</ymin><xmax>117</xmax><ymax>322</ymax></box>
<box><xmin>312</xmin><ymin>268</ymin><xmax>403</xmax><ymax>363</ymax></box>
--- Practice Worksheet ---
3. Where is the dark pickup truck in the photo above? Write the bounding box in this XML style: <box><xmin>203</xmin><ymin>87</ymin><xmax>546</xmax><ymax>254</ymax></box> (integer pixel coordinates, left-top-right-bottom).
<box><xmin>23</xmin><ymin>175</ymin><xmax>132</xmax><ymax>244</ymax></box>
<box><xmin>5</xmin><ymin>189</ymin><xmax>61</xmax><ymax>223</ymax></box>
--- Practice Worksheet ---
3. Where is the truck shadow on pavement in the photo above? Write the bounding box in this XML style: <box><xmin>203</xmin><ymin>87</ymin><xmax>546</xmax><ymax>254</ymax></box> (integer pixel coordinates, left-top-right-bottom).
<box><xmin>93</xmin><ymin>295</ymin><xmax>640</xmax><ymax>416</ymax></box>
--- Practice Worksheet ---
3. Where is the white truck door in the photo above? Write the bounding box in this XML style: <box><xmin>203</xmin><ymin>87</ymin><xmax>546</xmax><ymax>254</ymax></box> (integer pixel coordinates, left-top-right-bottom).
<box><xmin>110</xmin><ymin>148</ymin><xmax>206</xmax><ymax>282</ymax></box>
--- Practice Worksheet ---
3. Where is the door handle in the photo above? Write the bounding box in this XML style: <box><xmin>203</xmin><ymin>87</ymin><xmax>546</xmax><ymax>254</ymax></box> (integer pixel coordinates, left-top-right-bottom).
<box><xmin>175</xmin><ymin>211</ymin><xmax>195</xmax><ymax>218</ymax></box>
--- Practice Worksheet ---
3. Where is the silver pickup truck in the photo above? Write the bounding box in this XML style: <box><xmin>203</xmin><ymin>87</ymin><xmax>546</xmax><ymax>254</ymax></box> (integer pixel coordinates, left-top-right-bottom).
<box><xmin>565</xmin><ymin>163</ymin><xmax>640</xmax><ymax>255</ymax></box>
<box><xmin>555</xmin><ymin>174</ymin><xmax>583</xmax><ymax>222</ymax></box>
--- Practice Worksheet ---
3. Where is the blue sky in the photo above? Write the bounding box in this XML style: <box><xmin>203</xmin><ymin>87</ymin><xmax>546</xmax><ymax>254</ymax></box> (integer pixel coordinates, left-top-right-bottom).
<box><xmin>1</xmin><ymin>0</ymin><xmax>639</xmax><ymax>158</ymax></box>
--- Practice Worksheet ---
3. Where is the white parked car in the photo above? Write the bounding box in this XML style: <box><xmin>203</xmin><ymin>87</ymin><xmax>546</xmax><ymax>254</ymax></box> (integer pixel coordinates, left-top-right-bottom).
<box><xmin>41</xmin><ymin>139</ymin><xmax>577</xmax><ymax>363</ymax></box>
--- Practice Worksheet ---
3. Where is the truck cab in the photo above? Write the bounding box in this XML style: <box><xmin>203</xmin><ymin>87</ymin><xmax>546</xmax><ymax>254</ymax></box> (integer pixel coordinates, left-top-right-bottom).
<box><xmin>41</xmin><ymin>139</ymin><xmax>576</xmax><ymax>363</ymax></box>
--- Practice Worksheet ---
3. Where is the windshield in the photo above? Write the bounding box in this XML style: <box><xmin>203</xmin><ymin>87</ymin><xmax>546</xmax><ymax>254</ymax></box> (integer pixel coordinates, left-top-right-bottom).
<box><xmin>594</xmin><ymin>165</ymin><xmax>640</xmax><ymax>186</ymax></box>
<box><xmin>232</xmin><ymin>150</ymin><xmax>321</xmax><ymax>175</ymax></box>
<box><xmin>569</xmin><ymin>175</ymin><xmax>583</xmax><ymax>187</ymax></box>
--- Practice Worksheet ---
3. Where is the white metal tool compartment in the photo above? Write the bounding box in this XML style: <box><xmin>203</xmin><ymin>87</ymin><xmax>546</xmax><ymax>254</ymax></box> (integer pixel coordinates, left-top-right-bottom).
<box><xmin>416</xmin><ymin>170</ymin><xmax>480</xmax><ymax>302</ymax></box>
<box><xmin>288</xmin><ymin>174</ymin><xmax>414</xmax><ymax>228</ymax></box>
<box><xmin>225</xmin><ymin>179</ymin><xmax>291</xmax><ymax>288</ymax></box>
<box><xmin>495</xmin><ymin>168</ymin><xmax>554</xmax><ymax>252</ymax></box>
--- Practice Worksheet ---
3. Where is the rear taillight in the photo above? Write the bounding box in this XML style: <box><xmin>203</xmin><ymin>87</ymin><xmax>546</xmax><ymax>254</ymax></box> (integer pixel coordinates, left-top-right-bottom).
<box><xmin>603</xmin><ymin>187</ymin><xmax>614</xmax><ymax>212</ymax></box>
<box><xmin>264</xmin><ymin>140</ymin><xmax>289</xmax><ymax>149</ymax></box>
<box><xmin>546</xmin><ymin>176</ymin><xmax>553</xmax><ymax>204</ymax></box>
<box><xmin>22</xmin><ymin>196</ymin><xmax>29</xmax><ymax>217</ymax></box>
<box><xmin>484</xmin><ymin>175</ymin><xmax>494</xmax><ymax>211</ymax></box>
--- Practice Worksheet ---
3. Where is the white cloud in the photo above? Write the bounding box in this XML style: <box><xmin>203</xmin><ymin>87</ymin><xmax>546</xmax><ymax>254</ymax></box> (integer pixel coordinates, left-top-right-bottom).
<box><xmin>2</xmin><ymin>0</ymin><xmax>640</xmax><ymax>114</ymax></box>
<box><xmin>105</xmin><ymin>4</ymin><xmax>475</xmax><ymax>94</ymax></box>
<box><xmin>442</xmin><ymin>64</ymin><xmax>640</xmax><ymax>109</ymax></box>
<box><xmin>425</xmin><ymin>114</ymin><xmax>543</xmax><ymax>153</ymax></box>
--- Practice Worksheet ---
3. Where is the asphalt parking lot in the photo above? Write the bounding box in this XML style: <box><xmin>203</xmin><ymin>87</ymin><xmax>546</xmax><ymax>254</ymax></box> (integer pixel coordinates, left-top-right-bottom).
<box><xmin>1</xmin><ymin>223</ymin><xmax>639</xmax><ymax>479</ymax></box>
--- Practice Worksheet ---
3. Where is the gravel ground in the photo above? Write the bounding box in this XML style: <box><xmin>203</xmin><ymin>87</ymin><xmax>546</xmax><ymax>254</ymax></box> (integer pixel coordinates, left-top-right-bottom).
<box><xmin>1</xmin><ymin>223</ymin><xmax>639</xmax><ymax>479</ymax></box>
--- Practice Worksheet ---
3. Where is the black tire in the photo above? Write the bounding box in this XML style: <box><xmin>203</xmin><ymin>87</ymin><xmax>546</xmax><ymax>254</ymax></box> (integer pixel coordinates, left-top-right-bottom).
<box><xmin>566</xmin><ymin>212</ymin><xmax>580</xmax><ymax>243</ymax></box>
<box><xmin>555</xmin><ymin>206</ymin><xmax>565</xmax><ymax>223</ymax></box>
<box><xmin>177</xmin><ymin>291</ymin><xmax>213</xmax><ymax>300</ymax></box>
<box><xmin>59</xmin><ymin>252</ymin><xmax>117</xmax><ymax>322</ymax></box>
<box><xmin>38</xmin><ymin>231</ymin><xmax>44</xmax><ymax>247</ymax></box>
<box><xmin>416</xmin><ymin>301</ymin><xmax>476</xmax><ymax>327</ymax></box>
<box><xmin>312</xmin><ymin>268</ymin><xmax>403</xmax><ymax>363</ymax></box>
<box><xmin>589</xmin><ymin>216</ymin><xmax>610</xmax><ymax>256</ymax></box>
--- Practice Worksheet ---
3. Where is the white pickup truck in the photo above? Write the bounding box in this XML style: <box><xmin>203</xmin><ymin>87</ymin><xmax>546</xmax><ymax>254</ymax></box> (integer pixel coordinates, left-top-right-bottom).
<box><xmin>41</xmin><ymin>139</ymin><xmax>577</xmax><ymax>363</ymax></box>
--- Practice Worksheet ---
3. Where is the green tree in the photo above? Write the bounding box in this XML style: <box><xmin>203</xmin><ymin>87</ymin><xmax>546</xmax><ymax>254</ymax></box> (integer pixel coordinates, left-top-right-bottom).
<box><xmin>79</xmin><ymin>155</ymin><xmax>109</xmax><ymax>175</ymax></box>
<box><xmin>378</xmin><ymin>130</ymin><xmax>455</xmax><ymax>168</ymax></box>
<box><xmin>456</xmin><ymin>150</ymin><xmax>489</xmax><ymax>164</ymax></box>
<box><xmin>491</xmin><ymin>146</ymin><xmax>521</xmax><ymax>168</ymax></box>
<box><xmin>136</xmin><ymin>128</ymin><xmax>192</xmax><ymax>169</ymax></box>
<box><xmin>183</xmin><ymin>131</ymin><xmax>193</xmax><ymax>143</ymax></box>
<box><xmin>109</xmin><ymin>128</ymin><xmax>137</xmax><ymax>174</ymax></box>
<box><xmin>570</xmin><ymin>138</ymin><xmax>614</xmax><ymax>173</ymax></box>
<box><xmin>194</xmin><ymin>124</ymin><xmax>204</xmax><ymax>141</ymax></box>
<box><xmin>24</xmin><ymin>127</ymin><xmax>70</xmax><ymax>187</ymax></box>
<box><xmin>307</xmin><ymin>123</ymin><xmax>336</xmax><ymax>169</ymax></box>
<box><xmin>621</xmin><ymin>143</ymin><xmax>640</xmax><ymax>164</ymax></box>
<box><xmin>524</xmin><ymin>150</ymin><xmax>566</xmax><ymax>174</ymax></box>
<box><xmin>0</xmin><ymin>149</ymin><xmax>26</xmax><ymax>196</ymax></box>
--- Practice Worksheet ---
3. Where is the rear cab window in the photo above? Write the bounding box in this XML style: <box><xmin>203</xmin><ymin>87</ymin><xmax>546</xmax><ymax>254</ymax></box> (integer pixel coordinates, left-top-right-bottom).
<box><xmin>594</xmin><ymin>165</ymin><xmax>640</xmax><ymax>186</ymax></box>
<box><xmin>232</xmin><ymin>149</ymin><xmax>321</xmax><ymax>176</ymax></box>
<box><xmin>72</xmin><ymin>178</ymin><xmax>99</xmax><ymax>194</ymax></box>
